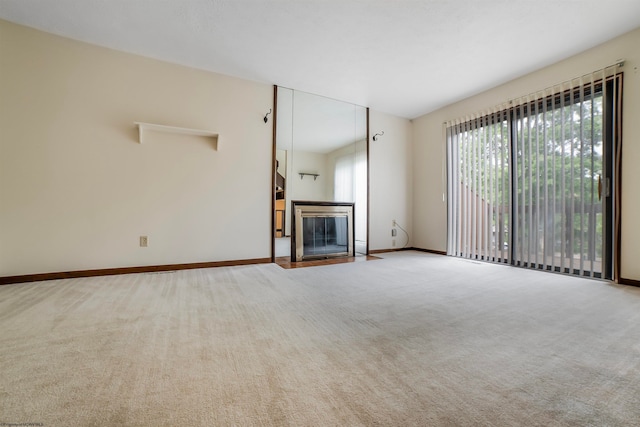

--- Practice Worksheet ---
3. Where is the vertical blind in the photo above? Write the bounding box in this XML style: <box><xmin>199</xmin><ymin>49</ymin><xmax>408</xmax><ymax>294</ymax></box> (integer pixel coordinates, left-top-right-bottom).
<box><xmin>446</xmin><ymin>64</ymin><xmax>622</xmax><ymax>279</ymax></box>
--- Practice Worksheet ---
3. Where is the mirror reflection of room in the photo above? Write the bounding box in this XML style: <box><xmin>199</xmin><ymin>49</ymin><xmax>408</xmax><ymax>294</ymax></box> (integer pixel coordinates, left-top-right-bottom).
<box><xmin>275</xmin><ymin>150</ymin><xmax>287</xmax><ymax>238</ymax></box>
<box><xmin>274</xmin><ymin>87</ymin><xmax>368</xmax><ymax>260</ymax></box>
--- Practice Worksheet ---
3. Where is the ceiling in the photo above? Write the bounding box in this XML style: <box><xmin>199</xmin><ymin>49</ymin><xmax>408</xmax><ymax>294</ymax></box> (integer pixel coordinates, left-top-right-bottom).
<box><xmin>1</xmin><ymin>0</ymin><xmax>639</xmax><ymax>119</ymax></box>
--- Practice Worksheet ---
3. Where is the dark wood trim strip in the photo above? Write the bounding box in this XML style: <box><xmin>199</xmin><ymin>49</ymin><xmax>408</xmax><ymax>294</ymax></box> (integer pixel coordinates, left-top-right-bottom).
<box><xmin>271</xmin><ymin>84</ymin><xmax>278</xmax><ymax>263</ymax></box>
<box><xmin>366</xmin><ymin>107</ymin><xmax>370</xmax><ymax>256</ymax></box>
<box><xmin>369</xmin><ymin>247</ymin><xmax>447</xmax><ymax>256</ymax></box>
<box><xmin>619</xmin><ymin>278</ymin><xmax>640</xmax><ymax>288</ymax></box>
<box><xmin>411</xmin><ymin>247</ymin><xmax>447</xmax><ymax>256</ymax></box>
<box><xmin>0</xmin><ymin>258</ymin><xmax>272</xmax><ymax>285</ymax></box>
<box><xmin>369</xmin><ymin>248</ymin><xmax>407</xmax><ymax>254</ymax></box>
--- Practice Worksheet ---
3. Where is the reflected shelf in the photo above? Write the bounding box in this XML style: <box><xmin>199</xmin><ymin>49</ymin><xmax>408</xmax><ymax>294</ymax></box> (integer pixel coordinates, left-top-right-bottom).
<box><xmin>299</xmin><ymin>172</ymin><xmax>320</xmax><ymax>181</ymax></box>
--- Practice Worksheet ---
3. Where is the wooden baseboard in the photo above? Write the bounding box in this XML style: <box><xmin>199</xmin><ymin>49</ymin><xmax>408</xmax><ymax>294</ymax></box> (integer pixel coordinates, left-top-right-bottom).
<box><xmin>619</xmin><ymin>277</ymin><xmax>640</xmax><ymax>288</ymax></box>
<box><xmin>0</xmin><ymin>257</ymin><xmax>272</xmax><ymax>285</ymax></box>
<box><xmin>369</xmin><ymin>248</ymin><xmax>407</xmax><ymax>254</ymax></box>
<box><xmin>369</xmin><ymin>247</ymin><xmax>447</xmax><ymax>256</ymax></box>
<box><xmin>410</xmin><ymin>247</ymin><xmax>447</xmax><ymax>256</ymax></box>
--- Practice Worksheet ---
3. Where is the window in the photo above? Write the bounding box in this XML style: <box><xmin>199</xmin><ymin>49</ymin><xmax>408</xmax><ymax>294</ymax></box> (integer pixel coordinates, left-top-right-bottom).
<box><xmin>447</xmin><ymin>68</ymin><xmax>622</xmax><ymax>279</ymax></box>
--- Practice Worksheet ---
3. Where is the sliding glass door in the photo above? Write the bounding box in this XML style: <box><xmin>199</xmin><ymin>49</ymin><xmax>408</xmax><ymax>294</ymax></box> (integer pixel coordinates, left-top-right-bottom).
<box><xmin>447</xmin><ymin>70</ymin><xmax>622</xmax><ymax>280</ymax></box>
<box><xmin>512</xmin><ymin>83</ymin><xmax>609</xmax><ymax>277</ymax></box>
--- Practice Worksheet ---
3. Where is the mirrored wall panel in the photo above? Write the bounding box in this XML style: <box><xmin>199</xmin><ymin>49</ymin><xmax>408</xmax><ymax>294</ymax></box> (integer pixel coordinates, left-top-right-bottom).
<box><xmin>275</xmin><ymin>87</ymin><xmax>367</xmax><ymax>257</ymax></box>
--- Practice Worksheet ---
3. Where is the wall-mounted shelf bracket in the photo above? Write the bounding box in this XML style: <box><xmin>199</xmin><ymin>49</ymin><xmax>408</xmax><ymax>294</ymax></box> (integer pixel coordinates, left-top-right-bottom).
<box><xmin>299</xmin><ymin>172</ymin><xmax>320</xmax><ymax>181</ymax></box>
<box><xmin>134</xmin><ymin>122</ymin><xmax>219</xmax><ymax>150</ymax></box>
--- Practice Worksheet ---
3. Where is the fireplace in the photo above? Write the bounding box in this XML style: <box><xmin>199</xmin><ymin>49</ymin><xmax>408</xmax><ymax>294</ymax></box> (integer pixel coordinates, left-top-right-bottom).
<box><xmin>291</xmin><ymin>201</ymin><xmax>355</xmax><ymax>262</ymax></box>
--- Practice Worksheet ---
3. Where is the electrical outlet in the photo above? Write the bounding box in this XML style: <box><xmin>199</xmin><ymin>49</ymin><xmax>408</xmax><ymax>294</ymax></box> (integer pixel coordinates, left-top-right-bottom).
<box><xmin>391</xmin><ymin>228</ymin><xmax>397</xmax><ymax>237</ymax></box>
<box><xmin>140</xmin><ymin>236</ymin><xmax>148</xmax><ymax>247</ymax></box>
<box><xmin>392</xmin><ymin>239</ymin><xmax>396</xmax><ymax>247</ymax></box>
<box><xmin>392</xmin><ymin>219</ymin><xmax>396</xmax><ymax>227</ymax></box>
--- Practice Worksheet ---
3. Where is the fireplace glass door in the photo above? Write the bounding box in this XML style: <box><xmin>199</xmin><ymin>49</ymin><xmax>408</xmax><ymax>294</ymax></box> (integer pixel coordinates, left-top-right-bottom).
<box><xmin>302</xmin><ymin>215</ymin><xmax>349</xmax><ymax>257</ymax></box>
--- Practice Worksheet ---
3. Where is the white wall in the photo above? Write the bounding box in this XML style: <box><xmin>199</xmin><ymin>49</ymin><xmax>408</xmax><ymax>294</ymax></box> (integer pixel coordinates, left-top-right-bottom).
<box><xmin>0</xmin><ymin>20</ymin><xmax>273</xmax><ymax>276</ymax></box>
<box><xmin>412</xmin><ymin>27</ymin><xmax>640</xmax><ymax>281</ymax></box>
<box><xmin>369</xmin><ymin>111</ymin><xmax>413</xmax><ymax>251</ymax></box>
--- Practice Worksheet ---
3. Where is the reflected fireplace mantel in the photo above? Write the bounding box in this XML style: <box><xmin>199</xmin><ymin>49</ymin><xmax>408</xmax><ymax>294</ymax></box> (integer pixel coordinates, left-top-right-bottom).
<box><xmin>291</xmin><ymin>201</ymin><xmax>355</xmax><ymax>262</ymax></box>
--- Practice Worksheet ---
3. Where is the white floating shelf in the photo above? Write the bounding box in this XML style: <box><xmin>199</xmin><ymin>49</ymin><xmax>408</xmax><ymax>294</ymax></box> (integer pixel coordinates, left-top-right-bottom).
<box><xmin>134</xmin><ymin>122</ymin><xmax>219</xmax><ymax>150</ymax></box>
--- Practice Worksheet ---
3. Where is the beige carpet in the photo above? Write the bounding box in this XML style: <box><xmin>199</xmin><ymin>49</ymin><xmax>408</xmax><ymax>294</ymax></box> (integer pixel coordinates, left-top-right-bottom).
<box><xmin>2</xmin><ymin>251</ymin><xmax>640</xmax><ymax>426</ymax></box>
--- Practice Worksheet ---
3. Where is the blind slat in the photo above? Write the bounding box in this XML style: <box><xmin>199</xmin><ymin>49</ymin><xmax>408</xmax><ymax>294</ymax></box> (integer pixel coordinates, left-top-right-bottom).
<box><xmin>445</xmin><ymin>64</ymin><xmax>621</xmax><ymax>279</ymax></box>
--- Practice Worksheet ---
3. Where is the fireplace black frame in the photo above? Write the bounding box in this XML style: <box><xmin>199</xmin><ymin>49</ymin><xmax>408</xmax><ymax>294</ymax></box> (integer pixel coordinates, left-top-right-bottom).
<box><xmin>291</xmin><ymin>201</ymin><xmax>355</xmax><ymax>262</ymax></box>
